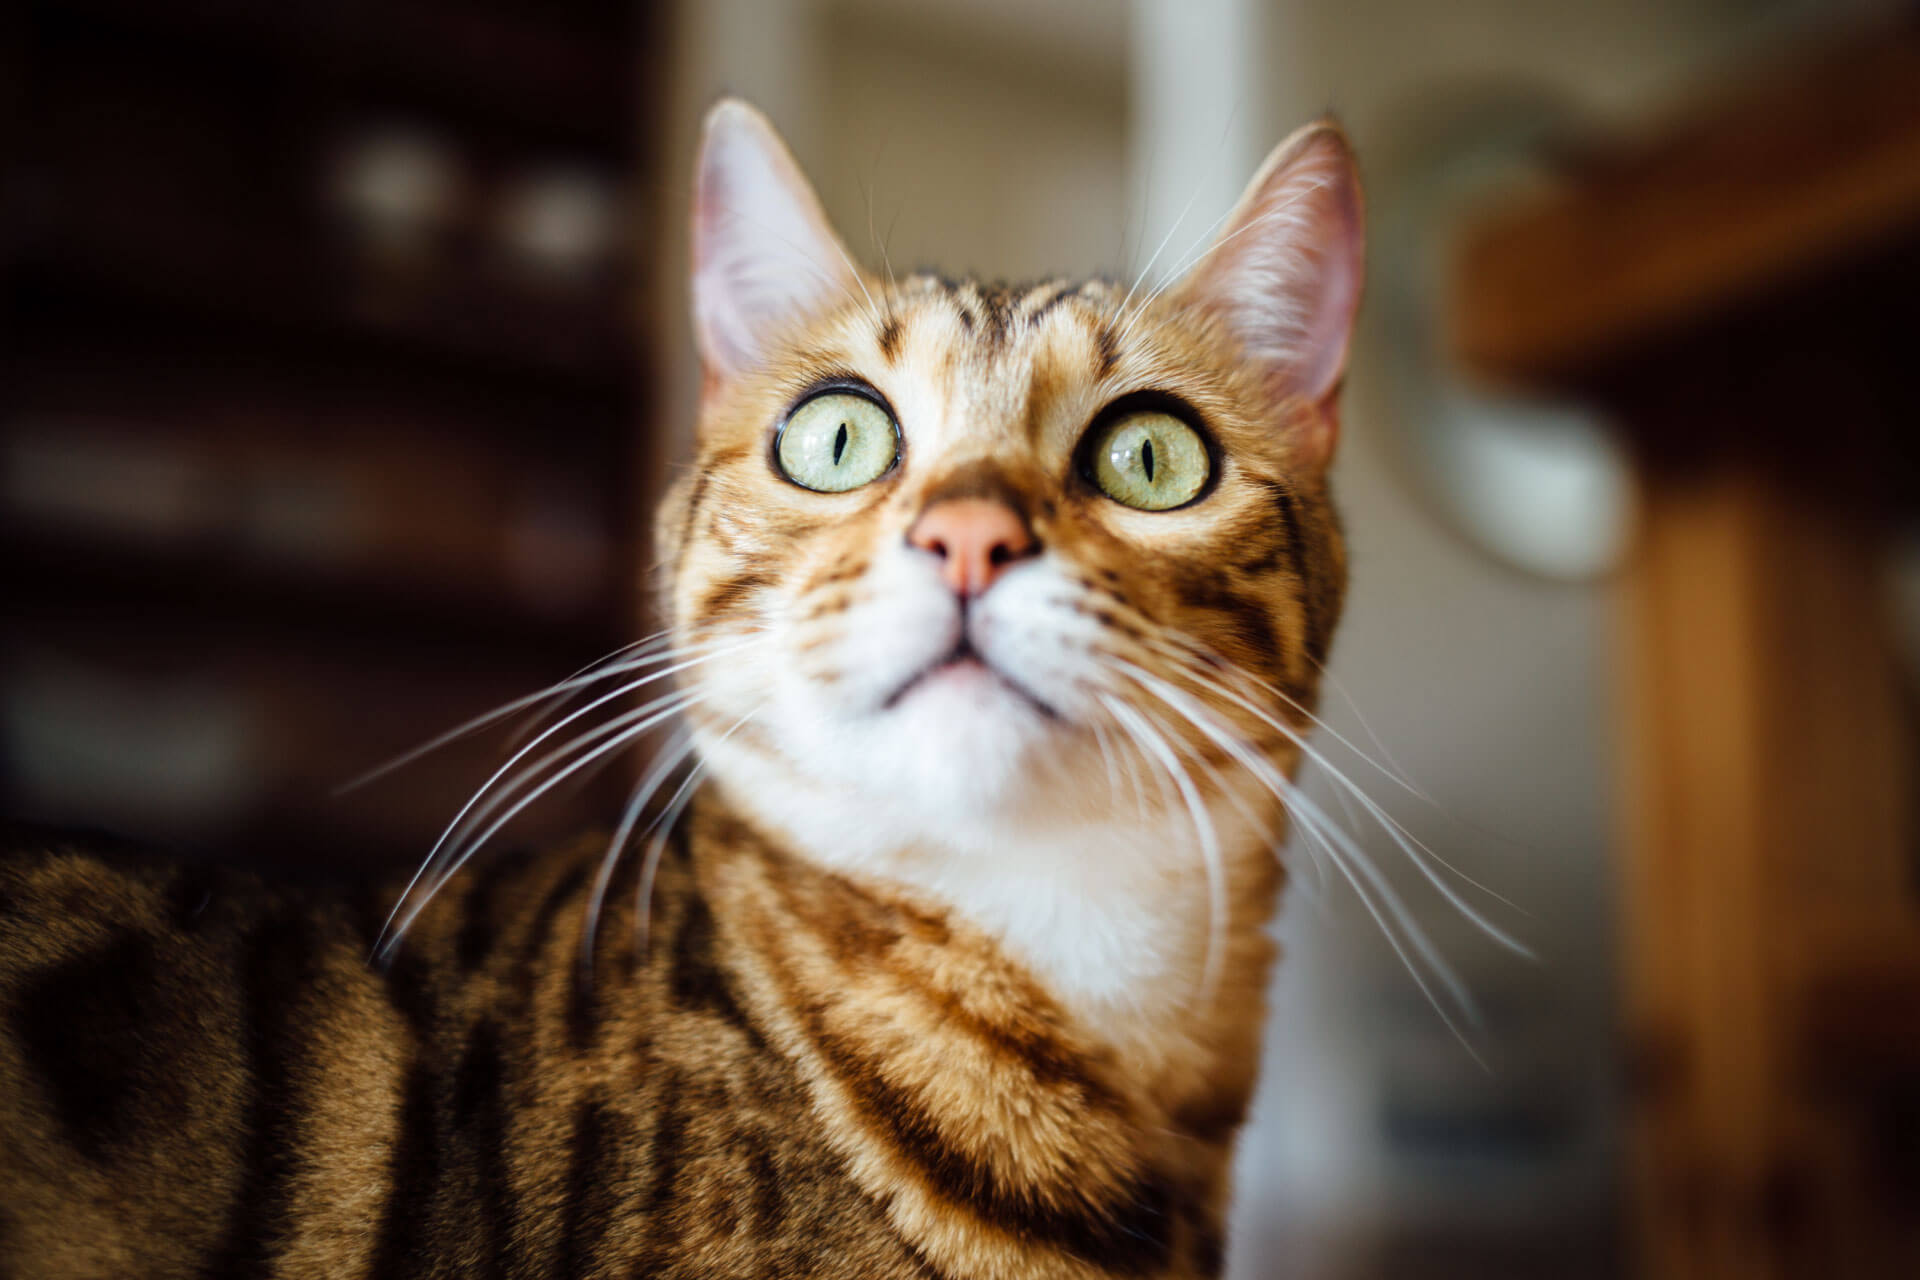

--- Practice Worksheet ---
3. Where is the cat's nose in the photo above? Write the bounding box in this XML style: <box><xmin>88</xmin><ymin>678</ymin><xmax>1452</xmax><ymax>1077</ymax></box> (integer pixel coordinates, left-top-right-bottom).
<box><xmin>907</xmin><ymin>499</ymin><xmax>1038</xmax><ymax>596</ymax></box>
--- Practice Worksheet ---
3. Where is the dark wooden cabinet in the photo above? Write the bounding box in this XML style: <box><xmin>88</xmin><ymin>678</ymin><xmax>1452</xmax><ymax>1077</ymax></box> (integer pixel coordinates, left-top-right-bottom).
<box><xmin>3</xmin><ymin>0</ymin><xmax>669</xmax><ymax>870</ymax></box>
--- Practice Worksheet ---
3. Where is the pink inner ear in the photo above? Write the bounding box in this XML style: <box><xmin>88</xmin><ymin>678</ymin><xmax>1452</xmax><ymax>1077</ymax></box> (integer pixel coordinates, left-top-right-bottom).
<box><xmin>1180</xmin><ymin>127</ymin><xmax>1365</xmax><ymax>416</ymax></box>
<box><xmin>691</xmin><ymin>101</ymin><xmax>866</xmax><ymax>382</ymax></box>
<box><xmin>1291</xmin><ymin>174</ymin><xmax>1364</xmax><ymax>405</ymax></box>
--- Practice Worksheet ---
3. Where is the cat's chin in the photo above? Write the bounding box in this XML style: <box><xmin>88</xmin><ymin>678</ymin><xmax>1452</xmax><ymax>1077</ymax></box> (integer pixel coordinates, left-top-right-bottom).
<box><xmin>863</xmin><ymin>665</ymin><xmax>1054</xmax><ymax>809</ymax></box>
<box><xmin>882</xmin><ymin>652</ymin><xmax>1057</xmax><ymax>722</ymax></box>
<box><xmin>743</xmin><ymin>659</ymin><xmax>1064</xmax><ymax>824</ymax></box>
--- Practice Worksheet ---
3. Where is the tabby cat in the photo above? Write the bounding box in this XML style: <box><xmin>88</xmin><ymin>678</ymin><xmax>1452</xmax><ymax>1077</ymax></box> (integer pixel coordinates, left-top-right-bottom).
<box><xmin>0</xmin><ymin>100</ymin><xmax>1362</xmax><ymax>1278</ymax></box>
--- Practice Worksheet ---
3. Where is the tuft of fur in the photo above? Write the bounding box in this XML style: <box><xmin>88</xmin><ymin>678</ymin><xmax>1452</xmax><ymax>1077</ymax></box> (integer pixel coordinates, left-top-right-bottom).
<box><xmin>1</xmin><ymin>100</ymin><xmax>1361</xmax><ymax>1278</ymax></box>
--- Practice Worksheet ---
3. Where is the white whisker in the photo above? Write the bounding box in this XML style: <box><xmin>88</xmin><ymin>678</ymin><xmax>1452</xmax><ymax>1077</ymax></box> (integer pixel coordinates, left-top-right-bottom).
<box><xmin>635</xmin><ymin>702</ymin><xmax>767</xmax><ymax>959</ymax></box>
<box><xmin>375</xmin><ymin>685</ymin><xmax>710</xmax><ymax>962</ymax></box>
<box><xmin>1102</xmin><ymin>695</ymin><xmax>1227</xmax><ymax>999</ymax></box>
<box><xmin>1120</xmin><ymin>626</ymin><xmax>1529</xmax><ymax>927</ymax></box>
<box><xmin>1139</xmin><ymin>646</ymin><xmax>1533</xmax><ymax>953</ymax></box>
<box><xmin>580</xmin><ymin>727</ymin><xmax>700</xmax><ymax>978</ymax></box>
<box><xmin>370</xmin><ymin>636</ymin><xmax>764</xmax><ymax>959</ymax></box>
<box><xmin>501</xmin><ymin>631</ymin><xmax>681</xmax><ymax>754</ymax></box>
<box><xmin>1086</xmin><ymin>717</ymin><xmax>1125</xmax><ymax>814</ymax></box>
<box><xmin>1103</xmin><ymin>655</ymin><xmax>1487</xmax><ymax>1057</ymax></box>
<box><xmin>337</xmin><ymin>628</ymin><xmax>740</xmax><ymax>795</ymax></box>
<box><xmin>1285</xmin><ymin>791</ymin><xmax>1488</xmax><ymax>1070</ymax></box>
<box><xmin>1310</xmin><ymin>661</ymin><xmax>1434</xmax><ymax>805</ymax></box>
<box><xmin>1115</xmin><ymin>102</ymin><xmax>1243</xmax><ymax>343</ymax></box>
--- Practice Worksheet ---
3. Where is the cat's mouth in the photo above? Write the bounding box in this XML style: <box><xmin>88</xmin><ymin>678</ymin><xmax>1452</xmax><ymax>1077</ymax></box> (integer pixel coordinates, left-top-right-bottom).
<box><xmin>880</xmin><ymin>637</ymin><xmax>1059</xmax><ymax>720</ymax></box>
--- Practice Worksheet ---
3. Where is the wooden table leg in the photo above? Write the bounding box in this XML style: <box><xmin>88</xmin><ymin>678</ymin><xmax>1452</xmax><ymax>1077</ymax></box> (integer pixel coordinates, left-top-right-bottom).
<box><xmin>1620</xmin><ymin>453</ymin><xmax>1916</xmax><ymax>1279</ymax></box>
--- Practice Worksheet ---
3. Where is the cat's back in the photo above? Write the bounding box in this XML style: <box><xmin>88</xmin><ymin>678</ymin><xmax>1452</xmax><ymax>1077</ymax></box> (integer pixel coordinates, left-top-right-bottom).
<box><xmin>0</xmin><ymin>822</ymin><xmax>924</xmax><ymax>1280</ymax></box>
<box><xmin>0</xmin><ymin>824</ymin><xmax>406</xmax><ymax>1276</ymax></box>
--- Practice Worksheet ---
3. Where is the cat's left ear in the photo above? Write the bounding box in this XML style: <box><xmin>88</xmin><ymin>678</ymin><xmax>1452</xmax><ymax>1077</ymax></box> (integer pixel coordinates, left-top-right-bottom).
<box><xmin>691</xmin><ymin>99</ymin><xmax>869</xmax><ymax>384</ymax></box>
<box><xmin>1170</xmin><ymin>121</ymin><xmax>1363</xmax><ymax>465</ymax></box>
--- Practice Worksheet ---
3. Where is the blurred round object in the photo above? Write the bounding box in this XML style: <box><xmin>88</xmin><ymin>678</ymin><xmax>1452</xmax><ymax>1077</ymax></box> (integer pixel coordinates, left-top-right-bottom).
<box><xmin>326</xmin><ymin>125</ymin><xmax>466</xmax><ymax>265</ymax></box>
<box><xmin>1372</xmin><ymin>90</ymin><xmax>1633</xmax><ymax>582</ymax></box>
<box><xmin>494</xmin><ymin>166</ymin><xmax>621</xmax><ymax>287</ymax></box>
<box><xmin>1887</xmin><ymin>524</ymin><xmax>1920</xmax><ymax>692</ymax></box>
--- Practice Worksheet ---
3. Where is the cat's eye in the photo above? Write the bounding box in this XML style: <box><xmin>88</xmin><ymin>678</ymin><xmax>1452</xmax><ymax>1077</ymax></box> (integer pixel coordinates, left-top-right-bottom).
<box><xmin>1085</xmin><ymin>411</ymin><xmax>1210</xmax><ymax>510</ymax></box>
<box><xmin>775</xmin><ymin>391</ymin><xmax>899</xmax><ymax>493</ymax></box>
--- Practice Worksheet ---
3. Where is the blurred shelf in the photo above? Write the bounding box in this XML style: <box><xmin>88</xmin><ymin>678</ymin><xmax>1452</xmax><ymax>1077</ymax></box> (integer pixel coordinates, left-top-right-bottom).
<box><xmin>25</xmin><ymin>0</ymin><xmax>640</xmax><ymax>156</ymax></box>
<box><xmin>6</xmin><ymin>295</ymin><xmax>638</xmax><ymax>458</ymax></box>
<box><xmin>7</xmin><ymin>247</ymin><xmax>640</xmax><ymax>398</ymax></box>
<box><xmin>1451</xmin><ymin>13</ymin><xmax>1920</xmax><ymax>388</ymax></box>
<box><xmin>0</xmin><ymin>648</ymin><xmax>635</xmax><ymax>877</ymax></box>
<box><xmin>4</xmin><ymin>0</ymin><xmax>665</xmax><ymax>875</ymax></box>
<box><xmin>3</xmin><ymin>526</ymin><xmax>626</xmax><ymax>663</ymax></box>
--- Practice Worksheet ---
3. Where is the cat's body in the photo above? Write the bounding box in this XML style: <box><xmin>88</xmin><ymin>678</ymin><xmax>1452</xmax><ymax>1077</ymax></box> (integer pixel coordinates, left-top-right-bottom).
<box><xmin>0</xmin><ymin>102</ymin><xmax>1362</xmax><ymax>1278</ymax></box>
<box><xmin>2</xmin><ymin>798</ymin><xmax>1249</xmax><ymax>1278</ymax></box>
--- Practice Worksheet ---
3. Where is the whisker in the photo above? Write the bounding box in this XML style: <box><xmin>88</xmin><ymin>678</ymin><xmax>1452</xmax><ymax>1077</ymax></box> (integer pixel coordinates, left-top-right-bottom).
<box><xmin>337</xmin><ymin>628</ymin><xmax>740</xmax><ymax>795</ymax></box>
<box><xmin>580</xmin><ymin>726</ymin><xmax>700</xmax><ymax>979</ymax></box>
<box><xmin>1285</xmin><ymin>790</ymin><xmax>1488</xmax><ymax>1070</ymax></box>
<box><xmin>1114</xmin><ymin>101</ymin><xmax>1243</xmax><ymax>342</ymax></box>
<box><xmin>370</xmin><ymin>637</ymin><xmax>763</xmax><ymax>958</ymax></box>
<box><xmin>1118</xmin><ymin>627</ymin><xmax>1528</xmax><ymax>922</ymax></box>
<box><xmin>374</xmin><ymin>685</ymin><xmax>710</xmax><ymax>962</ymax></box>
<box><xmin>501</xmin><ymin>630</ymin><xmax>682</xmax><ymax>754</ymax></box>
<box><xmin>1113</xmin><ymin>174</ymin><xmax>1338</xmax><ymax>359</ymax></box>
<box><xmin>1101</xmin><ymin>695</ymin><xmax>1227</xmax><ymax>999</ymax></box>
<box><xmin>416</xmin><ymin>676</ymin><xmax>715</xmax><ymax>899</ymax></box>
<box><xmin>1137</xmin><ymin>646</ymin><xmax>1533</xmax><ymax>953</ymax></box>
<box><xmin>1310</xmin><ymin>660</ymin><xmax>1435</xmax><ymax>805</ymax></box>
<box><xmin>1086</xmin><ymin>717</ymin><xmax>1125</xmax><ymax>814</ymax></box>
<box><xmin>635</xmin><ymin>702</ymin><xmax>767</xmax><ymax>959</ymax></box>
<box><xmin>1114</xmin><ymin>181</ymin><xmax>1210</xmax><ymax>344</ymax></box>
<box><xmin>1274</xmin><ymin>786</ymin><xmax>1335</xmax><ymax>911</ymax></box>
<box><xmin>1163</xmin><ymin>173</ymin><xmax>1336</xmax><ymax>290</ymax></box>
<box><xmin>1101</xmin><ymin>656</ymin><xmax>1486</xmax><ymax>1051</ymax></box>
<box><xmin>861</xmin><ymin>129</ymin><xmax>899</xmax><ymax>294</ymax></box>
<box><xmin>1113</xmin><ymin>197</ymin><xmax>1237</xmax><ymax>346</ymax></box>
<box><xmin>1139</xmin><ymin>622</ymin><xmax>1433</xmax><ymax>809</ymax></box>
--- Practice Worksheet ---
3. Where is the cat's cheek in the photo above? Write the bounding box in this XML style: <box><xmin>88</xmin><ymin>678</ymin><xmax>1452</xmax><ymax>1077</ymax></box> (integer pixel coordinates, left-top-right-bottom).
<box><xmin>969</xmin><ymin>562</ymin><xmax>1110</xmax><ymax>722</ymax></box>
<box><xmin>784</xmin><ymin>552</ymin><xmax>958</xmax><ymax>714</ymax></box>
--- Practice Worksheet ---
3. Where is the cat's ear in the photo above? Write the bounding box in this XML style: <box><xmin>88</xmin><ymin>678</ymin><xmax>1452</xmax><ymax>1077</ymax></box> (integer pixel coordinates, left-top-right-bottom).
<box><xmin>692</xmin><ymin>99</ymin><xmax>868</xmax><ymax>382</ymax></box>
<box><xmin>1170</xmin><ymin>121</ymin><xmax>1363</xmax><ymax>463</ymax></box>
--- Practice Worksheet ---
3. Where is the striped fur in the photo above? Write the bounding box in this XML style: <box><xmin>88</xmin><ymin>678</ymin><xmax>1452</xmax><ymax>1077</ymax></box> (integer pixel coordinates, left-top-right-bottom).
<box><xmin>2</xmin><ymin>809</ymin><xmax>1230</xmax><ymax>1278</ymax></box>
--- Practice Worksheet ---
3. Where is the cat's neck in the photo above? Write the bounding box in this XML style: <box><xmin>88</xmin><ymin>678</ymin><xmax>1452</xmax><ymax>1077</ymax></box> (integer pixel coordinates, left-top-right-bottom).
<box><xmin>697</xmin><ymin>734</ymin><xmax>1286</xmax><ymax>1082</ymax></box>
<box><xmin>687</xmin><ymin>789</ymin><xmax>1263</xmax><ymax>1276</ymax></box>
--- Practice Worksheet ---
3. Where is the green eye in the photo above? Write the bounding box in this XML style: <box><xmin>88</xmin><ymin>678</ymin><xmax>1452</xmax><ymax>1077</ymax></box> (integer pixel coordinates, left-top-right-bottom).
<box><xmin>1086</xmin><ymin>411</ymin><xmax>1210</xmax><ymax>510</ymax></box>
<box><xmin>775</xmin><ymin>392</ymin><xmax>899</xmax><ymax>492</ymax></box>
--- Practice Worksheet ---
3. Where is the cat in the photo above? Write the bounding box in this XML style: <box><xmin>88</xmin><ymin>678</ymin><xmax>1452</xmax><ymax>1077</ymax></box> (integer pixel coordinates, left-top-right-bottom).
<box><xmin>0</xmin><ymin>98</ymin><xmax>1362</xmax><ymax>1278</ymax></box>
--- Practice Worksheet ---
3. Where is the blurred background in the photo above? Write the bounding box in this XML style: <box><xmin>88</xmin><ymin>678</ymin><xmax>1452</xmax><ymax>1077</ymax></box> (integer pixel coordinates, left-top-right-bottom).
<box><xmin>5</xmin><ymin>0</ymin><xmax>1917</xmax><ymax>1276</ymax></box>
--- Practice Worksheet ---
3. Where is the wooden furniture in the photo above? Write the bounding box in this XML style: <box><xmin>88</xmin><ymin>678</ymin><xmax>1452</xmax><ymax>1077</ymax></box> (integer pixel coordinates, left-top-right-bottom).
<box><xmin>3</xmin><ymin>0</ymin><xmax>667</xmax><ymax>868</ymax></box>
<box><xmin>1451</xmin><ymin>19</ymin><xmax>1920</xmax><ymax>1278</ymax></box>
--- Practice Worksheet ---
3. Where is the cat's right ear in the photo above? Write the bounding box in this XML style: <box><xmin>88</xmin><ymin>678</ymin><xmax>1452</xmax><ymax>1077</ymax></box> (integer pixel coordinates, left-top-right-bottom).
<box><xmin>1169</xmin><ymin>121</ymin><xmax>1364</xmax><ymax>466</ymax></box>
<box><xmin>691</xmin><ymin>99</ymin><xmax>867</xmax><ymax>384</ymax></box>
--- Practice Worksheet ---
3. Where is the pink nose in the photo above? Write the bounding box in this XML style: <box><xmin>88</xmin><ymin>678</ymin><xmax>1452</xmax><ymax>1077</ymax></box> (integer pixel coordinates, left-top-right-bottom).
<box><xmin>907</xmin><ymin>498</ymin><xmax>1037</xmax><ymax>597</ymax></box>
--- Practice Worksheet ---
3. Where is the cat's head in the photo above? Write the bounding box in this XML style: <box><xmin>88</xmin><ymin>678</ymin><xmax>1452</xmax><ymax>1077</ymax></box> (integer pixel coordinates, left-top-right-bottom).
<box><xmin>659</xmin><ymin>100</ymin><xmax>1360</xmax><ymax>867</ymax></box>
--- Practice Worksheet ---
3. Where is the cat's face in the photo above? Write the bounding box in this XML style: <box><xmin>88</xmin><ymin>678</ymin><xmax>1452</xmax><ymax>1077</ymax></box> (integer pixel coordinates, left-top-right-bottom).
<box><xmin>660</xmin><ymin>101</ymin><xmax>1359</xmax><ymax>862</ymax></box>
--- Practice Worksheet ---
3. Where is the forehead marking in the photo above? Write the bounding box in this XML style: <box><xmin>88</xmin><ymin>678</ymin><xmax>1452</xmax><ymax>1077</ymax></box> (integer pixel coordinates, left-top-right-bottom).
<box><xmin>978</xmin><ymin>285</ymin><xmax>1018</xmax><ymax>346</ymax></box>
<box><xmin>1023</xmin><ymin>281</ymin><xmax>1083</xmax><ymax>327</ymax></box>
<box><xmin>1092</xmin><ymin>320</ymin><xmax>1120</xmax><ymax>380</ymax></box>
<box><xmin>876</xmin><ymin>311</ymin><xmax>903</xmax><ymax>365</ymax></box>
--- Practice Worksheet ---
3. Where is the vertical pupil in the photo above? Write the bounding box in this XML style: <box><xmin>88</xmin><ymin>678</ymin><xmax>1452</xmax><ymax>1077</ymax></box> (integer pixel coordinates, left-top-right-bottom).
<box><xmin>833</xmin><ymin>422</ymin><xmax>849</xmax><ymax>466</ymax></box>
<box><xmin>1141</xmin><ymin>437</ymin><xmax>1156</xmax><ymax>483</ymax></box>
